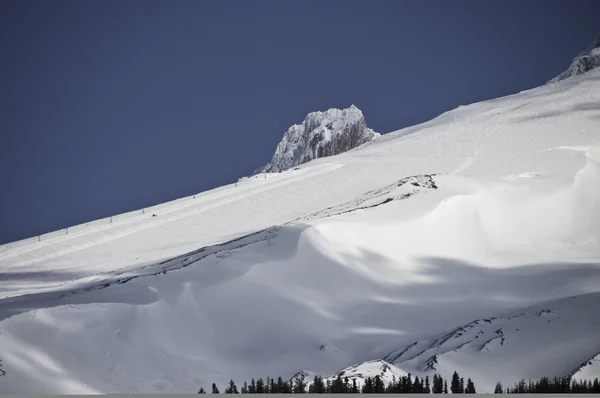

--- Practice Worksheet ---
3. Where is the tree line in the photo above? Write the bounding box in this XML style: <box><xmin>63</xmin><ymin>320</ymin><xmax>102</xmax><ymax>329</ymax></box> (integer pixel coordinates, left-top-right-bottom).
<box><xmin>198</xmin><ymin>371</ymin><xmax>470</xmax><ymax>394</ymax></box>
<box><xmin>497</xmin><ymin>376</ymin><xmax>600</xmax><ymax>394</ymax></box>
<box><xmin>199</xmin><ymin>371</ymin><xmax>600</xmax><ymax>394</ymax></box>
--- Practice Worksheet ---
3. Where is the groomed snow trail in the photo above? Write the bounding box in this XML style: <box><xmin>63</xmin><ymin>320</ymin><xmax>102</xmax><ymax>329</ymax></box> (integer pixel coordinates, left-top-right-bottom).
<box><xmin>1</xmin><ymin>69</ymin><xmax>600</xmax><ymax>393</ymax></box>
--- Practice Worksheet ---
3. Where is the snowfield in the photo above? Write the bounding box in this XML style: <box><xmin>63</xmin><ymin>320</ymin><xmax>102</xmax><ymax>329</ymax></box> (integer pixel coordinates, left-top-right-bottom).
<box><xmin>1</xmin><ymin>67</ymin><xmax>600</xmax><ymax>393</ymax></box>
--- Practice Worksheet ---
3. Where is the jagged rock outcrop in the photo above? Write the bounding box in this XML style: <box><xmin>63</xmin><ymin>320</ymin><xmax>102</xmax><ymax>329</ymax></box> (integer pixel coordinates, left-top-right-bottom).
<box><xmin>549</xmin><ymin>32</ymin><xmax>600</xmax><ymax>83</ymax></box>
<box><xmin>256</xmin><ymin>105</ymin><xmax>379</xmax><ymax>173</ymax></box>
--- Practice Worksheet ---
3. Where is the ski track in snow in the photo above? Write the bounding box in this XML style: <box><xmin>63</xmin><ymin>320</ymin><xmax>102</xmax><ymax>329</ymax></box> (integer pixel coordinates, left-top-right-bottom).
<box><xmin>1</xmin><ymin>69</ymin><xmax>600</xmax><ymax>393</ymax></box>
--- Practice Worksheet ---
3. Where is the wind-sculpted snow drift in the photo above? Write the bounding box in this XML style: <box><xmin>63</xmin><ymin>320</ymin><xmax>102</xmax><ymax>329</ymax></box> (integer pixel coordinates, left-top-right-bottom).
<box><xmin>2</xmin><ymin>63</ymin><xmax>600</xmax><ymax>393</ymax></box>
<box><xmin>257</xmin><ymin>105</ymin><xmax>379</xmax><ymax>173</ymax></box>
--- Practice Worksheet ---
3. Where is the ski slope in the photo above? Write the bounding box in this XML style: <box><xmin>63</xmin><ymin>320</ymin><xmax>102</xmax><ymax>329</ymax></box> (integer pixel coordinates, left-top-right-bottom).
<box><xmin>1</xmin><ymin>68</ymin><xmax>600</xmax><ymax>393</ymax></box>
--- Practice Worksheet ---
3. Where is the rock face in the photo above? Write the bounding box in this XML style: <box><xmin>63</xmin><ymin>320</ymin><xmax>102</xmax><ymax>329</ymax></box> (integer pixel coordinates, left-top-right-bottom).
<box><xmin>549</xmin><ymin>32</ymin><xmax>600</xmax><ymax>83</ymax></box>
<box><xmin>257</xmin><ymin>105</ymin><xmax>379</xmax><ymax>173</ymax></box>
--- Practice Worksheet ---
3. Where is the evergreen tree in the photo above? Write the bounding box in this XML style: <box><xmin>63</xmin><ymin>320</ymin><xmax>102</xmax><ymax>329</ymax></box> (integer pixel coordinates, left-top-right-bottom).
<box><xmin>283</xmin><ymin>379</ymin><xmax>292</xmax><ymax>394</ymax></box>
<box><xmin>444</xmin><ymin>380</ymin><xmax>448</xmax><ymax>394</ymax></box>
<box><xmin>277</xmin><ymin>377</ymin><xmax>285</xmax><ymax>393</ymax></box>
<box><xmin>241</xmin><ymin>382</ymin><xmax>248</xmax><ymax>394</ymax></box>
<box><xmin>293</xmin><ymin>374</ymin><xmax>306</xmax><ymax>394</ymax></box>
<box><xmin>225</xmin><ymin>379</ymin><xmax>239</xmax><ymax>394</ymax></box>
<box><xmin>538</xmin><ymin>377</ymin><xmax>549</xmax><ymax>393</ymax></box>
<box><xmin>332</xmin><ymin>375</ymin><xmax>344</xmax><ymax>393</ymax></box>
<box><xmin>374</xmin><ymin>375</ymin><xmax>386</xmax><ymax>393</ymax></box>
<box><xmin>256</xmin><ymin>378</ymin><xmax>265</xmax><ymax>394</ymax></box>
<box><xmin>385</xmin><ymin>381</ymin><xmax>394</xmax><ymax>394</ymax></box>
<box><xmin>407</xmin><ymin>373</ymin><xmax>413</xmax><ymax>393</ymax></box>
<box><xmin>516</xmin><ymin>378</ymin><xmax>527</xmax><ymax>394</ymax></box>
<box><xmin>351</xmin><ymin>378</ymin><xmax>359</xmax><ymax>394</ymax></box>
<box><xmin>460</xmin><ymin>377</ymin><xmax>465</xmax><ymax>394</ymax></box>
<box><xmin>249</xmin><ymin>378</ymin><xmax>256</xmax><ymax>394</ymax></box>
<box><xmin>451</xmin><ymin>371</ymin><xmax>461</xmax><ymax>394</ymax></box>
<box><xmin>528</xmin><ymin>378</ymin><xmax>534</xmax><ymax>393</ymax></box>
<box><xmin>198</xmin><ymin>387</ymin><xmax>207</xmax><ymax>394</ymax></box>
<box><xmin>572</xmin><ymin>379</ymin><xmax>580</xmax><ymax>393</ymax></box>
<box><xmin>212</xmin><ymin>383</ymin><xmax>220</xmax><ymax>394</ymax></box>
<box><xmin>265</xmin><ymin>377</ymin><xmax>271</xmax><ymax>394</ymax></box>
<box><xmin>494</xmin><ymin>382</ymin><xmax>503</xmax><ymax>394</ymax></box>
<box><xmin>414</xmin><ymin>376</ymin><xmax>422</xmax><ymax>394</ymax></box>
<box><xmin>362</xmin><ymin>377</ymin><xmax>374</xmax><ymax>394</ymax></box>
<box><xmin>270</xmin><ymin>378</ymin><xmax>276</xmax><ymax>394</ymax></box>
<box><xmin>433</xmin><ymin>374</ymin><xmax>443</xmax><ymax>394</ymax></box>
<box><xmin>308</xmin><ymin>379</ymin><xmax>315</xmax><ymax>394</ymax></box>
<box><xmin>310</xmin><ymin>375</ymin><xmax>326</xmax><ymax>394</ymax></box>
<box><xmin>465</xmin><ymin>378</ymin><xmax>476</xmax><ymax>394</ymax></box>
<box><xmin>317</xmin><ymin>375</ymin><xmax>327</xmax><ymax>394</ymax></box>
<box><xmin>389</xmin><ymin>375</ymin><xmax>396</xmax><ymax>393</ymax></box>
<box><xmin>344</xmin><ymin>377</ymin><xmax>350</xmax><ymax>393</ymax></box>
<box><xmin>425</xmin><ymin>376</ymin><xmax>431</xmax><ymax>394</ymax></box>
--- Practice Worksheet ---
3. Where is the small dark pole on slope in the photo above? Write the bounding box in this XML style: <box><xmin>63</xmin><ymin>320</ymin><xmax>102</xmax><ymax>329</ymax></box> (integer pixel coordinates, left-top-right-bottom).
<box><xmin>0</xmin><ymin>333</ymin><xmax>6</xmax><ymax>377</ymax></box>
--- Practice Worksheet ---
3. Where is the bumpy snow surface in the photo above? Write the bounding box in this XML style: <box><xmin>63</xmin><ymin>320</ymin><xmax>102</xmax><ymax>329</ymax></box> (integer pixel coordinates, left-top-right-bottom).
<box><xmin>257</xmin><ymin>105</ymin><xmax>379</xmax><ymax>173</ymax></box>
<box><xmin>549</xmin><ymin>33</ymin><xmax>600</xmax><ymax>83</ymax></box>
<box><xmin>1</xmin><ymin>69</ymin><xmax>600</xmax><ymax>393</ymax></box>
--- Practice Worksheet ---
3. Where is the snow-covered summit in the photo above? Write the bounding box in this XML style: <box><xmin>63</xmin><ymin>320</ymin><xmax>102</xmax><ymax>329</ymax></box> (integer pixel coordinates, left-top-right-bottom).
<box><xmin>548</xmin><ymin>32</ymin><xmax>600</xmax><ymax>83</ymax></box>
<box><xmin>325</xmin><ymin>360</ymin><xmax>407</xmax><ymax>388</ymax></box>
<box><xmin>256</xmin><ymin>105</ymin><xmax>379</xmax><ymax>173</ymax></box>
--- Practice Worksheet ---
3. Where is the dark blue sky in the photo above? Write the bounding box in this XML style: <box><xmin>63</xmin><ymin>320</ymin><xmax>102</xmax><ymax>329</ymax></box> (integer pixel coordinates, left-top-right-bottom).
<box><xmin>1</xmin><ymin>0</ymin><xmax>599</xmax><ymax>244</ymax></box>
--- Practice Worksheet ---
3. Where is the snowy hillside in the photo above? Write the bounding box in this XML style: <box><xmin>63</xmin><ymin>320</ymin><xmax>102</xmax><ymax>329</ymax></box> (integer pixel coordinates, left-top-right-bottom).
<box><xmin>549</xmin><ymin>33</ymin><xmax>600</xmax><ymax>83</ymax></box>
<box><xmin>382</xmin><ymin>293</ymin><xmax>600</xmax><ymax>392</ymax></box>
<box><xmin>573</xmin><ymin>353</ymin><xmax>600</xmax><ymax>382</ymax></box>
<box><xmin>257</xmin><ymin>105</ymin><xmax>379</xmax><ymax>173</ymax></box>
<box><xmin>320</xmin><ymin>360</ymin><xmax>407</xmax><ymax>390</ymax></box>
<box><xmin>1</xmin><ymin>65</ymin><xmax>600</xmax><ymax>392</ymax></box>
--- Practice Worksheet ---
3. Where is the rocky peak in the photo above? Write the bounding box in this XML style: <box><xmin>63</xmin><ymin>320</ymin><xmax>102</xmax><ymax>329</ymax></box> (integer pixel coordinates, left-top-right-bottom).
<box><xmin>548</xmin><ymin>32</ymin><xmax>600</xmax><ymax>83</ymax></box>
<box><xmin>256</xmin><ymin>105</ymin><xmax>379</xmax><ymax>174</ymax></box>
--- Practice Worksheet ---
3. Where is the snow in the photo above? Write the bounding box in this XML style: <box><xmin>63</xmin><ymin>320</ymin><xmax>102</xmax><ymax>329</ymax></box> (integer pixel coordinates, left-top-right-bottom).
<box><xmin>573</xmin><ymin>353</ymin><xmax>600</xmax><ymax>381</ymax></box>
<box><xmin>1</xmin><ymin>67</ymin><xmax>600</xmax><ymax>393</ymax></box>
<box><xmin>317</xmin><ymin>360</ymin><xmax>407</xmax><ymax>389</ymax></box>
<box><xmin>383</xmin><ymin>293</ymin><xmax>600</xmax><ymax>392</ymax></box>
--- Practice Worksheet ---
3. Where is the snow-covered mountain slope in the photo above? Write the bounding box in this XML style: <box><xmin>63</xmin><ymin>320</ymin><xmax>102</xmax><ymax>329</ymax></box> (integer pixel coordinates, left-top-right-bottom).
<box><xmin>549</xmin><ymin>32</ymin><xmax>600</xmax><ymax>83</ymax></box>
<box><xmin>573</xmin><ymin>353</ymin><xmax>600</xmax><ymax>382</ymax></box>
<box><xmin>1</xmin><ymin>68</ymin><xmax>600</xmax><ymax>393</ymax></box>
<box><xmin>314</xmin><ymin>360</ymin><xmax>407</xmax><ymax>390</ymax></box>
<box><xmin>381</xmin><ymin>293</ymin><xmax>600</xmax><ymax>393</ymax></box>
<box><xmin>256</xmin><ymin>105</ymin><xmax>379</xmax><ymax>173</ymax></box>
